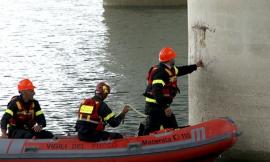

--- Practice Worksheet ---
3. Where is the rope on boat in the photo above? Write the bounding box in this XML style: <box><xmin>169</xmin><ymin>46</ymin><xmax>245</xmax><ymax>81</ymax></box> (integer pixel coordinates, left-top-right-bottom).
<box><xmin>127</xmin><ymin>105</ymin><xmax>147</xmax><ymax>118</ymax></box>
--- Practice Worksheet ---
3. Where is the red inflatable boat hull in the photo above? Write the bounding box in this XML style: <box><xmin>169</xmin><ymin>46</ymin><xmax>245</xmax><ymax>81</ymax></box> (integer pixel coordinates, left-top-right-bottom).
<box><xmin>0</xmin><ymin>118</ymin><xmax>238</xmax><ymax>162</ymax></box>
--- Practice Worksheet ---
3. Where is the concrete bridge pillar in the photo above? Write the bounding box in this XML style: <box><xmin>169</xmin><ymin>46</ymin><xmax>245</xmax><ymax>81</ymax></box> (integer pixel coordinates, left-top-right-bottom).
<box><xmin>103</xmin><ymin>0</ymin><xmax>186</xmax><ymax>7</ymax></box>
<box><xmin>188</xmin><ymin>0</ymin><xmax>270</xmax><ymax>161</ymax></box>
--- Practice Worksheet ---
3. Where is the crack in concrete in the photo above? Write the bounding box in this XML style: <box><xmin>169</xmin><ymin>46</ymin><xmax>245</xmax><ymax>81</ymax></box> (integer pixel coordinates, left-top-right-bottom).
<box><xmin>192</xmin><ymin>23</ymin><xmax>215</xmax><ymax>48</ymax></box>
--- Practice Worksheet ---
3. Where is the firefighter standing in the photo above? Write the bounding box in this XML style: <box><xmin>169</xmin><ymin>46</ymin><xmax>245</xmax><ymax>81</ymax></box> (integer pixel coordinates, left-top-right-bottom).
<box><xmin>0</xmin><ymin>79</ymin><xmax>54</xmax><ymax>139</ymax></box>
<box><xmin>75</xmin><ymin>82</ymin><xmax>129</xmax><ymax>142</ymax></box>
<box><xmin>141</xmin><ymin>47</ymin><xmax>204</xmax><ymax>135</ymax></box>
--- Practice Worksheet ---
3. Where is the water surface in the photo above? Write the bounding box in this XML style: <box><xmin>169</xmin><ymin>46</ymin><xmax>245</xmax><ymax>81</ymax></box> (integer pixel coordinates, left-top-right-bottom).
<box><xmin>0</xmin><ymin>0</ymin><xmax>188</xmax><ymax>136</ymax></box>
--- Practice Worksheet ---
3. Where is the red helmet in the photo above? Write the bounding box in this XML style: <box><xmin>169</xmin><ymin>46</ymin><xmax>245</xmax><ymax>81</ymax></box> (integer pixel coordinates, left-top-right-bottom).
<box><xmin>95</xmin><ymin>82</ymin><xmax>110</xmax><ymax>96</ymax></box>
<box><xmin>159</xmin><ymin>47</ymin><xmax>177</xmax><ymax>62</ymax></box>
<box><xmin>18</xmin><ymin>79</ymin><xmax>36</xmax><ymax>91</ymax></box>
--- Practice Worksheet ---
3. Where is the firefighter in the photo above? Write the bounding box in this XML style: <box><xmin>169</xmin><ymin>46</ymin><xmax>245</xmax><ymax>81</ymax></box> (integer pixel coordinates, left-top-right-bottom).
<box><xmin>141</xmin><ymin>47</ymin><xmax>204</xmax><ymax>135</ymax></box>
<box><xmin>75</xmin><ymin>82</ymin><xmax>129</xmax><ymax>142</ymax></box>
<box><xmin>0</xmin><ymin>79</ymin><xmax>54</xmax><ymax>139</ymax></box>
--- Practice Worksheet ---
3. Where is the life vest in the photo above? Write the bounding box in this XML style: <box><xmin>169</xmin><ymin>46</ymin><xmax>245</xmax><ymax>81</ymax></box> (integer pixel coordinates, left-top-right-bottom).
<box><xmin>78</xmin><ymin>98</ymin><xmax>104</xmax><ymax>131</ymax></box>
<box><xmin>9</xmin><ymin>97</ymin><xmax>36</xmax><ymax>129</ymax></box>
<box><xmin>146</xmin><ymin>65</ymin><xmax>159</xmax><ymax>86</ymax></box>
<box><xmin>144</xmin><ymin>64</ymin><xmax>180</xmax><ymax>101</ymax></box>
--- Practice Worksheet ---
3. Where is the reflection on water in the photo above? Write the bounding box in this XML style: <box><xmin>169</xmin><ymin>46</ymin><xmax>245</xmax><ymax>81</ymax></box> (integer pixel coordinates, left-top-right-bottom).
<box><xmin>0</xmin><ymin>0</ymin><xmax>188</xmax><ymax>136</ymax></box>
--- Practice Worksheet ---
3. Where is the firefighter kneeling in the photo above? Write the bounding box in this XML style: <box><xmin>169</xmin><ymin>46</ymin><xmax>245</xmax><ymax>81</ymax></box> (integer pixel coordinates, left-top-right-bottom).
<box><xmin>0</xmin><ymin>79</ymin><xmax>54</xmax><ymax>139</ymax></box>
<box><xmin>75</xmin><ymin>82</ymin><xmax>129</xmax><ymax>142</ymax></box>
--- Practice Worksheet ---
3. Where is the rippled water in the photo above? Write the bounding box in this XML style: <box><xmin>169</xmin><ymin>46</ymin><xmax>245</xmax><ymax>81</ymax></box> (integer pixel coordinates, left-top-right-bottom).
<box><xmin>0</xmin><ymin>0</ymin><xmax>188</xmax><ymax>136</ymax></box>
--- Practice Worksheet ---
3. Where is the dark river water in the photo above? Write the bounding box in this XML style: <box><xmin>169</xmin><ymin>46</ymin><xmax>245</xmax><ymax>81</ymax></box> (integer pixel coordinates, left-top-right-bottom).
<box><xmin>0</xmin><ymin>0</ymin><xmax>188</xmax><ymax>136</ymax></box>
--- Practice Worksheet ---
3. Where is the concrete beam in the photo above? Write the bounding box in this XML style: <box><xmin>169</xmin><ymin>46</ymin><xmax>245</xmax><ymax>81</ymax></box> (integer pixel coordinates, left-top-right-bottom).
<box><xmin>103</xmin><ymin>0</ymin><xmax>186</xmax><ymax>7</ymax></box>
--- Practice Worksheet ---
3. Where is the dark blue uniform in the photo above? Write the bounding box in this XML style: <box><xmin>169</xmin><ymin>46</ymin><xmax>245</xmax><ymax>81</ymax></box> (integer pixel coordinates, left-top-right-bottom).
<box><xmin>76</xmin><ymin>95</ymin><xmax>125</xmax><ymax>142</ymax></box>
<box><xmin>142</xmin><ymin>63</ymin><xmax>197</xmax><ymax>135</ymax></box>
<box><xmin>1</xmin><ymin>95</ymin><xmax>53</xmax><ymax>139</ymax></box>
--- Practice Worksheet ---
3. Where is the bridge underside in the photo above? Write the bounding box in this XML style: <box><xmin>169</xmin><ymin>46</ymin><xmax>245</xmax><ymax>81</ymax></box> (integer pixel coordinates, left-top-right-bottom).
<box><xmin>103</xmin><ymin>0</ymin><xmax>187</xmax><ymax>7</ymax></box>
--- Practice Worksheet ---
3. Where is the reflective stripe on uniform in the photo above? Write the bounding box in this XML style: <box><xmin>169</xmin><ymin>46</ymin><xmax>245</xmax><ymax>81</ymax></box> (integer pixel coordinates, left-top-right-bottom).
<box><xmin>165</xmin><ymin>69</ymin><xmax>172</xmax><ymax>76</ymax></box>
<box><xmin>174</xmin><ymin>66</ymin><xmax>178</xmax><ymax>75</ymax></box>
<box><xmin>31</xmin><ymin>103</ymin><xmax>35</xmax><ymax>109</ymax></box>
<box><xmin>152</xmin><ymin>79</ymin><xmax>165</xmax><ymax>86</ymax></box>
<box><xmin>5</xmin><ymin>109</ymin><xmax>14</xmax><ymax>116</ymax></box>
<box><xmin>160</xmin><ymin>125</ymin><xmax>164</xmax><ymax>130</ymax></box>
<box><xmin>104</xmin><ymin>112</ymin><xmax>115</xmax><ymax>121</ymax></box>
<box><xmin>16</xmin><ymin>101</ymin><xmax>23</xmax><ymax>110</ymax></box>
<box><xmin>86</xmin><ymin>115</ymin><xmax>91</xmax><ymax>121</ymax></box>
<box><xmin>80</xmin><ymin>105</ymin><xmax>94</xmax><ymax>114</ymax></box>
<box><xmin>79</xmin><ymin>113</ymin><xmax>99</xmax><ymax>124</ymax></box>
<box><xmin>79</xmin><ymin>118</ymin><xmax>99</xmax><ymax>124</ymax></box>
<box><xmin>35</xmin><ymin>110</ymin><xmax>44</xmax><ymax>116</ymax></box>
<box><xmin>145</xmin><ymin>97</ymin><xmax>157</xmax><ymax>103</ymax></box>
<box><xmin>29</xmin><ymin>110</ymin><xmax>34</xmax><ymax>118</ymax></box>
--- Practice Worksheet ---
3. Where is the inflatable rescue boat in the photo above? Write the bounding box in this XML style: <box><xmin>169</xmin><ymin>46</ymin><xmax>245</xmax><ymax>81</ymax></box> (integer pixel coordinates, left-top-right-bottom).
<box><xmin>0</xmin><ymin>118</ymin><xmax>239</xmax><ymax>162</ymax></box>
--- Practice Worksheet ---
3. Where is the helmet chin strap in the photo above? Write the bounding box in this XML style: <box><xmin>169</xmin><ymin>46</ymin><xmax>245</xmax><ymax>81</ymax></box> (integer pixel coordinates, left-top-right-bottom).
<box><xmin>95</xmin><ymin>92</ymin><xmax>108</xmax><ymax>100</ymax></box>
